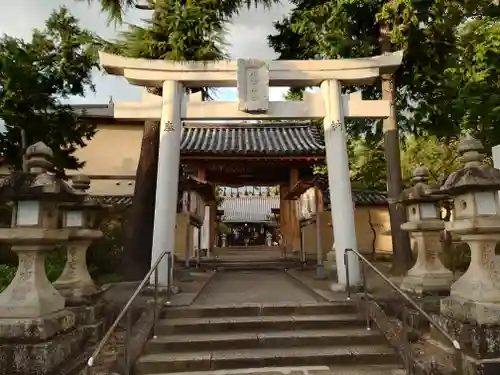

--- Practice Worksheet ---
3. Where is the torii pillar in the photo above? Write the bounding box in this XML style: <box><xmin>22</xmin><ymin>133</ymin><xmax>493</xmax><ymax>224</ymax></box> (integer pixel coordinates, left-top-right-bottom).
<box><xmin>321</xmin><ymin>80</ymin><xmax>361</xmax><ymax>289</ymax></box>
<box><xmin>151</xmin><ymin>81</ymin><xmax>184</xmax><ymax>285</ymax></box>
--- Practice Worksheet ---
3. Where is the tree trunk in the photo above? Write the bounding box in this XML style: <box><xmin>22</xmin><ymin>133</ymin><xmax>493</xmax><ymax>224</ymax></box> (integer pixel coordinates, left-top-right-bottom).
<box><xmin>379</xmin><ymin>25</ymin><xmax>413</xmax><ymax>274</ymax></box>
<box><xmin>367</xmin><ymin>209</ymin><xmax>377</xmax><ymax>261</ymax></box>
<box><xmin>21</xmin><ymin>128</ymin><xmax>28</xmax><ymax>172</ymax></box>
<box><xmin>121</xmin><ymin>119</ymin><xmax>160</xmax><ymax>281</ymax></box>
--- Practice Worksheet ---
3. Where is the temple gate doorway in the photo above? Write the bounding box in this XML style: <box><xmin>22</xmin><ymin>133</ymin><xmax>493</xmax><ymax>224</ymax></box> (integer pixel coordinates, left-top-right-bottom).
<box><xmin>218</xmin><ymin>187</ymin><xmax>280</xmax><ymax>248</ymax></box>
<box><xmin>180</xmin><ymin>121</ymin><xmax>324</xmax><ymax>262</ymax></box>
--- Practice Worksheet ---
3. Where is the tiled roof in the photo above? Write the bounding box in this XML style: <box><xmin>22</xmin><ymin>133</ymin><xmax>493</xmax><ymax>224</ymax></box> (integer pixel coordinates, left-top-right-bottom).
<box><xmin>220</xmin><ymin>196</ymin><xmax>280</xmax><ymax>223</ymax></box>
<box><xmin>315</xmin><ymin>176</ymin><xmax>387</xmax><ymax>206</ymax></box>
<box><xmin>180</xmin><ymin>123</ymin><xmax>325</xmax><ymax>156</ymax></box>
<box><xmin>351</xmin><ymin>191</ymin><xmax>388</xmax><ymax>206</ymax></box>
<box><xmin>74</xmin><ymin>104</ymin><xmax>325</xmax><ymax>156</ymax></box>
<box><xmin>94</xmin><ymin>195</ymin><xmax>133</xmax><ymax>207</ymax></box>
<box><xmin>72</xmin><ymin>104</ymin><xmax>114</xmax><ymax>118</ymax></box>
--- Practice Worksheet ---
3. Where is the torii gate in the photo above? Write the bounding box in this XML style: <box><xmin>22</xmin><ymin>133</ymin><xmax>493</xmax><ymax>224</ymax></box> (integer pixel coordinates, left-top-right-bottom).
<box><xmin>98</xmin><ymin>51</ymin><xmax>404</xmax><ymax>289</ymax></box>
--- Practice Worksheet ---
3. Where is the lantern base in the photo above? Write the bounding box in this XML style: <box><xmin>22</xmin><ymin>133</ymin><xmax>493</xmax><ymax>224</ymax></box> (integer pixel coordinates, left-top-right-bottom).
<box><xmin>0</xmin><ymin>308</ymin><xmax>74</xmax><ymax>340</ymax></box>
<box><xmin>323</xmin><ymin>250</ymin><xmax>337</xmax><ymax>274</ymax></box>
<box><xmin>400</xmin><ymin>271</ymin><xmax>453</xmax><ymax>296</ymax></box>
<box><xmin>441</xmin><ymin>295</ymin><xmax>500</xmax><ymax>326</ymax></box>
<box><xmin>314</xmin><ymin>264</ymin><xmax>327</xmax><ymax>280</ymax></box>
<box><xmin>67</xmin><ymin>299</ymin><xmax>106</xmax><ymax>345</ymax></box>
<box><xmin>425</xmin><ymin>312</ymin><xmax>500</xmax><ymax>374</ymax></box>
<box><xmin>55</xmin><ymin>283</ymin><xmax>103</xmax><ymax>306</ymax></box>
<box><xmin>0</xmin><ymin>309</ymin><xmax>87</xmax><ymax>375</ymax></box>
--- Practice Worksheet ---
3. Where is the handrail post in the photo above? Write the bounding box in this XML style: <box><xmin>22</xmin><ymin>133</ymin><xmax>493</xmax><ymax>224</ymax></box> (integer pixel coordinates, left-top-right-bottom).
<box><xmin>360</xmin><ymin>255</ymin><xmax>370</xmax><ymax>331</ymax></box>
<box><xmin>453</xmin><ymin>345</ymin><xmax>464</xmax><ymax>375</ymax></box>
<box><xmin>153</xmin><ymin>266</ymin><xmax>159</xmax><ymax>338</ymax></box>
<box><xmin>402</xmin><ymin>305</ymin><xmax>411</xmax><ymax>373</ymax></box>
<box><xmin>125</xmin><ymin>309</ymin><xmax>132</xmax><ymax>375</ymax></box>
<box><xmin>344</xmin><ymin>249</ymin><xmax>351</xmax><ymax>300</ymax></box>
<box><xmin>166</xmin><ymin>252</ymin><xmax>172</xmax><ymax>304</ymax></box>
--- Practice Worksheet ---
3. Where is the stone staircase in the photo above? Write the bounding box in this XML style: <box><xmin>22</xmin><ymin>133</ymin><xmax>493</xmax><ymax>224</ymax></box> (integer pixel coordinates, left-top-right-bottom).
<box><xmin>135</xmin><ymin>302</ymin><xmax>405</xmax><ymax>375</ymax></box>
<box><xmin>196</xmin><ymin>246</ymin><xmax>301</xmax><ymax>271</ymax></box>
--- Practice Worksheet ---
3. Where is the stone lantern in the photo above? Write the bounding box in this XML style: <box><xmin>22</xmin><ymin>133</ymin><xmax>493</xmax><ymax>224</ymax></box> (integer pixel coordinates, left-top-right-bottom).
<box><xmin>439</xmin><ymin>135</ymin><xmax>500</xmax><ymax>325</ymax></box>
<box><xmin>0</xmin><ymin>142</ymin><xmax>84</xmax><ymax>375</ymax></box>
<box><xmin>399</xmin><ymin>166</ymin><xmax>453</xmax><ymax>295</ymax></box>
<box><xmin>53</xmin><ymin>174</ymin><xmax>107</xmax><ymax>305</ymax></box>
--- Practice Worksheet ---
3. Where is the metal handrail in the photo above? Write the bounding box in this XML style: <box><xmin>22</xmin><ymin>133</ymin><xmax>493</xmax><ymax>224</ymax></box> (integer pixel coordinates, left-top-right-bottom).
<box><xmin>86</xmin><ymin>250</ymin><xmax>173</xmax><ymax>375</ymax></box>
<box><xmin>344</xmin><ymin>248</ymin><xmax>464</xmax><ymax>374</ymax></box>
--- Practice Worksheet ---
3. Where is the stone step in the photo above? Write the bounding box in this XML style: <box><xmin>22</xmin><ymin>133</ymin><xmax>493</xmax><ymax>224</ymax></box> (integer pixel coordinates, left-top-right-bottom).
<box><xmin>141</xmin><ymin>365</ymin><xmax>406</xmax><ymax>375</ymax></box>
<box><xmin>215</xmin><ymin>246</ymin><xmax>279</xmax><ymax>252</ymax></box>
<box><xmin>155</xmin><ymin>314</ymin><xmax>363</xmax><ymax>335</ymax></box>
<box><xmin>146</xmin><ymin>328</ymin><xmax>385</xmax><ymax>353</ymax></box>
<box><xmin>191</xmin><ymin>260</ymin><xmax>301</xmax><ymax>271</ymax></box>
<box><xmin>136</xmin><ymin>345</ymin><xmax>400</xmax><ymax>374</ymax></box>
<box><xmin>163</xmin><ymin>303</ymin><xmax>357</xmax><ymax>319</ymax></box>
<box><xmin>215</xmin><ymin>262</ymin><xmax>298</xmax><ymax>270</ymax></box>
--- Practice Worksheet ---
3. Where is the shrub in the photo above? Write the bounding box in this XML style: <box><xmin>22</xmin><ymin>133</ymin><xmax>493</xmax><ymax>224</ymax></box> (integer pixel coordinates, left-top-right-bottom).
<box><xmin>87</xmin><ymin>209</ymin><xmax>126</xmax><ymax>280</ymax></box>
<box><xmin>442</xmin><ymin>241</ymin><xmax>471</xmax><ymax>273</ymax></box>
<box><xmin>0</xmin><ymin>264</ymin><xmax>16</xmax><ymax>292</ymax></box>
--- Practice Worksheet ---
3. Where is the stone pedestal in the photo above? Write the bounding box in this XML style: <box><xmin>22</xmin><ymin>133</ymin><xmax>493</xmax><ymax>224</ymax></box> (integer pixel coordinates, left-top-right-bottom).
<box><xmin>67</xmin><ymin>300</ymin><xmax>106</xmax><ymax>346</ymax></box>
<box><xmin>323</xmin><ymin>247</ymin><xmax>337</xmax><ymax>278</ymax></box>
<box><xmin>400</xmin><ymin>231</ymin><xmax>453</xmax><ymax>295</ymax></box>
<box><xmin>447</xmin><ymin>236</ymin><xmax>500</xmax><ymax>310</ymax></box>
<box><xmin>0</xmin><ymin>311</ymin><xmax>86</xmax><ymax>375</ymax></box>
<box><xmin>429</xmin><ymin>311</ymin><xmax>500</xmax><ymax>374</ymax></box>
<box><xmin>54</xmin><ymin>233</ymin><xmax>102</xmax><ymax>305</ymax></box>
<box><xmin>53</xmin><ymin>228</ymin><xmax>107</xmax><ymax>351</ymax></box>
<box><xmin>429</xmin><ymin>235</ymin><xmax>500</xmax><ymax>374</ymax></box>
<box><xmin>0</xmin><ymin>238</ymin><xmax>87</xmax><ymax>375</ymax></box>
<box><xmin>0</xmin><ymin>243</ymin><xmax>66</xmax><ymax>317</ymax></box>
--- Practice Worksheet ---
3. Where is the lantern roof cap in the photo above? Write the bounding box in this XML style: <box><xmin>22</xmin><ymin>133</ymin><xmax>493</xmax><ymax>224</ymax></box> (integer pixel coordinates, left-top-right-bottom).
<box><xmin>0</xmin><ymin>142</ymin><xmax>81</xmax><ymax>203</ymax></box>
<box><xmin>399</xmin><ymin>166</ymin><xmax>446</xmax><ymax>204</ymax></box>
<box><xmin>440</xmin><ymin>135</ymin><xmax>500</xmax><ymax>195</ymax></box>
<box><xmin>60</xmin><ymin>174</ymin><xmax>109</xmax><ymax>211</ymax></box>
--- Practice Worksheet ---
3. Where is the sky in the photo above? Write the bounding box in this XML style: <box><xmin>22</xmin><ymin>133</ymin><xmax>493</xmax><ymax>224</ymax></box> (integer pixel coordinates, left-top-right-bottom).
<box><xmin>0</xmin><ymin>0</ymin><xmax>293</xmax><ymax>104</ymax></box>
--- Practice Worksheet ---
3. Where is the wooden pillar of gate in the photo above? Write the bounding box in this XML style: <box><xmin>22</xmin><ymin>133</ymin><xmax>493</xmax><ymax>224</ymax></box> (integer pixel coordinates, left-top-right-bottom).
<box><xmin>279</xmin><ymin>184</ymin><xmax>290</xmax><ymax>252</ymax></box>
<box><xmin>279</xmin><ymin>168</ymin><xmax>302</xmax><ymax>254</ymax></box>
<box><xmin>209</xmin><ymin>202</ymin><xmax>217</xmax><ymax>250</ymax></box>
<box><xmin>289</xmin><ymin>167</ymin><xmax>301</xmax><ymax>252</ymax></box>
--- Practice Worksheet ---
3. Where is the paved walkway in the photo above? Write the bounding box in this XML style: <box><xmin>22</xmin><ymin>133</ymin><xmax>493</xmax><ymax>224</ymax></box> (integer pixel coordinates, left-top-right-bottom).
<box><xmin>193</xmin><ymin>270</ymin><xmax>321</xmax><ymax>306</ymax></box>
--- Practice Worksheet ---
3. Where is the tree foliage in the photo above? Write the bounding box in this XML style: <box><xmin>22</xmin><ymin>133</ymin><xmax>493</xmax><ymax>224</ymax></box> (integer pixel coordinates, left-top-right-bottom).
<box><xmin>86</xmin><ymin>0</ymin><xmax>281</xmax><ymax>24</ymax></box>
<box><xmin>268</xmin><ymin>0</ymin><xmax>500</xmax><ymax>142</ymax></box>
<box><xmin>439</xmin><ymin>18</ymin><xmax>500</xmax><ymax>149</ymax></box>
<box><xmin>0</xmin><ymin>7</ymin><xmax>98</xmax><ymax>174</ymax></box>
<box><xmin>106</xmin><ymin>0</ymin><xmax>227</xmax><ymax>62</ymax></box>
<box><xmin>316</xmin><ymin>134</ymin><xmax>464</xmax><ymax>192</ymax></box>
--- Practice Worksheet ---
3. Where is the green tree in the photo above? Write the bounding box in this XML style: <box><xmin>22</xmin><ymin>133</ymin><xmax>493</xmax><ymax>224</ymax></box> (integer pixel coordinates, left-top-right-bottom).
<box><xmin>328</xmin><ymin>133</ymin><xmax>463</xmax><ymax>192</ymax></box>
<box><xmin>268</xmin><ymin>0</ymin><xmax>500</xmax><ymax>273</ymax></box>
<box><xmin>400</xmin><ymin>135</ymin><xmax>462</xmax><ymax>185</ymax></box>
<box><xmin>0</xmin><ymin>7</ymin><xmax>98</xmax><ymax>174</ymax></box>
<box><xmin>90</xmin><ymin>0</ymin><xmax>279</xmax><ymax>280</ymax></box>
<box><xmin>79</xmin><ymin>0</ymin><xmax>137</xmax><ymax>23</ymax></box>
<box><xmin>436</xmin><ymin>18</ymin><xmax>500</xmax><ymax>150</ymax></box>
